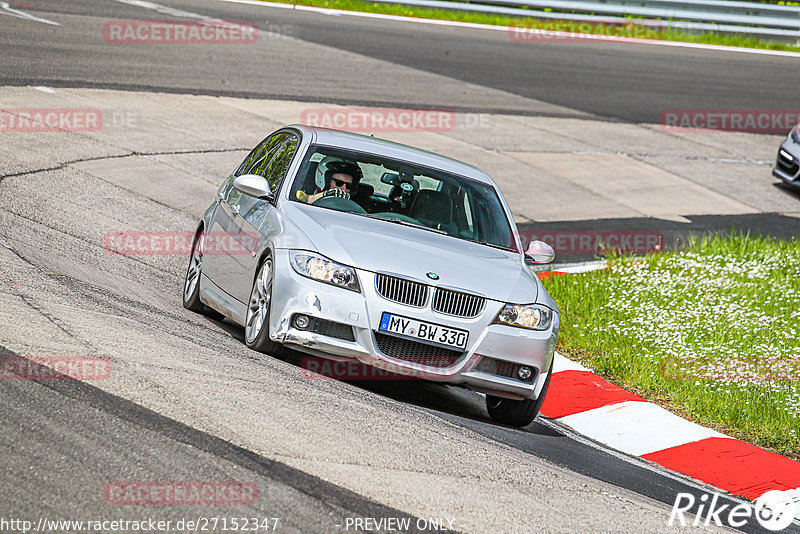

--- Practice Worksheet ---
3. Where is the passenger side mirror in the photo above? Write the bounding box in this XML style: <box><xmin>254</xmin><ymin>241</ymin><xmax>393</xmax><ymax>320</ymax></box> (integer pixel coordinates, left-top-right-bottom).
<box><xmin>524</xmin><ymin>240</ymin><xmax>555</xmax><ymax>264</ymax></box>
<box><xmin>233</xmin><ymin>174</ymin><xmax>274</xmax><ymax>201</ymax></box>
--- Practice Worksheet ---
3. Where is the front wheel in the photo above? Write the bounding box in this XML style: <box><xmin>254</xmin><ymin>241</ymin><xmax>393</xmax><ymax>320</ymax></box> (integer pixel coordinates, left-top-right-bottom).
<box><xmin>244</xmin><ymin>257</ymin><xmax>284</xmax><ymax>355</ymax></box>
<box><xmin>486</xmin><ymin>366</ymin><xmax>552</xmax><ymax>427</ymax></box>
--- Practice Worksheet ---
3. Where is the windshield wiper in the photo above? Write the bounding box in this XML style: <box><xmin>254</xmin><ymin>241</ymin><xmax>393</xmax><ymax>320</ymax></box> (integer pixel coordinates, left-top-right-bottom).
<box><xmin>362</xmin><ymin>214</ymin><xmax>447</xmax><ymax>234</ymax></box>
<box><xmin>464</xmin><ymin>237</ymin><xmax>517</xmax><ymax>252</ymax></box>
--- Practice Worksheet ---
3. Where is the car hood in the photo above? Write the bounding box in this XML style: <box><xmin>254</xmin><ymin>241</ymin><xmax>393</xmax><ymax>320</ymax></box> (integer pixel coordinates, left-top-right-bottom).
<box><xmin>281</xmin><ymin>202</ymin><xmax>539</xmax><ymax>303</ymax></box>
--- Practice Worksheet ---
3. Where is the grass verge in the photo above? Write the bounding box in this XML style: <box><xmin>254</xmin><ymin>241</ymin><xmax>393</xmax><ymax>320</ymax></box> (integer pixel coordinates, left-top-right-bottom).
<box><xmin>261</xmin><ymin>0</ymin><xmax>800</xmax><ymax>52</ymax></box>
<box><xmin>541</xmin><ymin>233</ymin><xmax>800</xmax><ymax>460</ymax></box>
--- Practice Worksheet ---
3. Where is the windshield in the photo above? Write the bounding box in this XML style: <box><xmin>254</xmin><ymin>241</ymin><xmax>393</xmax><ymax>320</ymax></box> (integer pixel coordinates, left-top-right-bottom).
<box><xmin>289</xmin><ymin>146</ymin><xmax>518</xmax><ymax>252</ymax></box>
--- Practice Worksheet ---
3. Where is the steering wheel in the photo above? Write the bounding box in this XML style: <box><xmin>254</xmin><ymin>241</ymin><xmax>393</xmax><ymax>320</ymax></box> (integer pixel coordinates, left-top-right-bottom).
<box><xmin>313</xmin><ymin>196</ymin><xmax>367</xmax><ymax>213</ymax></box>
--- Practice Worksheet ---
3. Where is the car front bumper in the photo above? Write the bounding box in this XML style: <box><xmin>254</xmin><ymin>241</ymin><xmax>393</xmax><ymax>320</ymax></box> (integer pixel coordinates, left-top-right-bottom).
<box><xmin>269</xmin><ymin>249</ymin><xmax>557</xmax><ymax>400</ymax></box>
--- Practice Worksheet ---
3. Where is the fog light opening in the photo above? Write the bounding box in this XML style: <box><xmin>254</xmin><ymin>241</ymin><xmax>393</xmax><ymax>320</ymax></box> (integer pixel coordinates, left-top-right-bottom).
<box><xmin>517</xmin><ymin>366</ymin><xmax>533</xmax><ymax>381</ymax></box>
<box><xmin>294</xmin><ymin>314</ymin><xmax>310</xmax><ymax>330</ymax></box>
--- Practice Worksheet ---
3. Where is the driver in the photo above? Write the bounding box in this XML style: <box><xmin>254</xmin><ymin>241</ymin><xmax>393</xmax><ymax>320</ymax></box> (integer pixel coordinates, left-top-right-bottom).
<box><xmin>297</xmin><ymin>157</ymin><xmax>363</xmax><ymax>204</ymax></box>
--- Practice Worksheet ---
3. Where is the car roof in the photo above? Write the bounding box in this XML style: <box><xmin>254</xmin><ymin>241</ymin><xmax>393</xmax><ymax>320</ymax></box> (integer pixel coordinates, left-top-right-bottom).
<box><xmin>287</xmin><ymin>124</ymin><xmax>494</xmax><ymax>185</ymax></box>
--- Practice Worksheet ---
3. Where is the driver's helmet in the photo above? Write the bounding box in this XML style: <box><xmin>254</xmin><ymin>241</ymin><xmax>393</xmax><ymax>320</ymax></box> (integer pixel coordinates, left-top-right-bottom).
<box><xmin>314</xmin><ymin>156</ymin><xmax>363</xmax><ymax>192</ymax></box>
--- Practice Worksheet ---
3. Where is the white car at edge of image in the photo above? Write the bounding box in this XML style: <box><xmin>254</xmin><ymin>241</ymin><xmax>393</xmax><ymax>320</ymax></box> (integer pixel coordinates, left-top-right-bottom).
<box><xmin>773</xmin><ymin>124</ymin><xmax>800</xmax><ymax>191</ymax></box>
<box><xmin>182</xmin><ymin>125</ymin><xmax>560</xmax><ymax>427</ymax></box>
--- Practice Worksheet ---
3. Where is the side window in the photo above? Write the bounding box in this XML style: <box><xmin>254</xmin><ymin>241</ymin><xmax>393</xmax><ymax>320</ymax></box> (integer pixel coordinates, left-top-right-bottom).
<box><xmin>233</xmin><ymin>134</ymin><xmax>299</xmax><ymax>222</ymax></box>
<box><xmin>415</xmin><ymin>175</ymin><xmax>439</xmax><ymax>192</ymax></box>
<box><xmin>358</xmin><ymin>164</ymin><xmax>384</xmax><ymax>194</ymax></box>
<box><xmin>262</xmin><ymin>134</ymin><xmax>299</xmax><ymax>191</ymax></box>
<box><xmin>224</xmin><ymin>131</ymin><xmax>299</xmax><ymax>204</ymax></box>
<box><xmin>237</xmin><ymin>132</ymin><xmax>290</xmax><ymax>177</ymax></box>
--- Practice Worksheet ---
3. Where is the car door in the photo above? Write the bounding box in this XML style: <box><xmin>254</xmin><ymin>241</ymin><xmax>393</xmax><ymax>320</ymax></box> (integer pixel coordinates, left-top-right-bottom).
<box><xmin>203</xmin><ymin>131</ymin><xmax>293</xmax><ymax>299</ymax></box>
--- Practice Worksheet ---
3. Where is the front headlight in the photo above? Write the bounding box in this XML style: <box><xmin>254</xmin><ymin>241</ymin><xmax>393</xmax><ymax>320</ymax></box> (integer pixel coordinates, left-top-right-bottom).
<box><xmin>493</xmin><ymin>303</ymin><xmax>555</xmax><ymax>330</ymax></box>
<box><xmin>290</xmin><ymin>251</ymin><xmax>360</xmax><ymax>292</ymax></box>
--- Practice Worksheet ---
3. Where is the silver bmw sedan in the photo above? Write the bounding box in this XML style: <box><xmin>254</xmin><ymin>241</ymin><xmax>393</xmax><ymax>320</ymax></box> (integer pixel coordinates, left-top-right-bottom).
<box><xmin>183</xmin><ymin>125</ymin><xmax>560</xmax><ymax>426</ymax></box>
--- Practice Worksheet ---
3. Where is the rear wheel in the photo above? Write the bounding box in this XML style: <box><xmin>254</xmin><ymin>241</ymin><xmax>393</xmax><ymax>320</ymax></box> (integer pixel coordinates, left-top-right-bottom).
<box><xmin>486</xmin><ymin>365</ymin><xmax>552</xmax><ymax>427</ymax></box>
<box><xmin>244</xmin><ymin>257</ymin><xmax>284</xmax><ymax>355</ymax></box>
<box><xmin>183</xmin><ymin>228</ymin><xmax>222</xmax><ymax>319</ymax></box>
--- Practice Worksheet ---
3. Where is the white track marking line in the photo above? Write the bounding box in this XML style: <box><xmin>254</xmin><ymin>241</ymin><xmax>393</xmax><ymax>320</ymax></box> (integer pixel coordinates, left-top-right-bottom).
<box><xmin>557</xmin><ymin>400</ymin><xmax>729</xmax><ymax>456</ymax></box>
<box><xmin>0</xmin><ymin>2</ymin><xmax>60</xmax><ymax>25</ymax></box>
<box><xmin>212</xmin><ymin>0</ymin><xmax>800</xmax><ymax>58</ymax></box>
<box><xmin>112</xmin><ymin>0</ymin><xmax>209</xmax><ymax>19</ymax></box>
<box><xmin>111</xmin><ymin>0</ymin><xmax>260</xmax><ymax>33</ymax></box>
<box><xmin>33</xmin><ymin>86</ymin><xmax>56</xmax><ymax>93</ymax></box>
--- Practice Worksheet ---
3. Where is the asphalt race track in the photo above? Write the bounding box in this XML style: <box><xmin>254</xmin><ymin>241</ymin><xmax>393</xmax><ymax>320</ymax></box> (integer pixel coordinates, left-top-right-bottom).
<box><xmin>1</xmin><ymin>1</ymin><xmax>799</xmax><ymax>533</ymax></box>
<box><xmin>3</xmin><ymin>0</ymin><xmax>800</xmax><ymax>122</ymax></box>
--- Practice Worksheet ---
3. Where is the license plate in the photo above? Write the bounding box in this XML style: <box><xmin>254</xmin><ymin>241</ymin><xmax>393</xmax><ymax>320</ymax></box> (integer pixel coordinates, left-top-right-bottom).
<box><xmin>379</xmin><ymin>312</ymin><xmax>468</xmax><ymax>350</ymax></box>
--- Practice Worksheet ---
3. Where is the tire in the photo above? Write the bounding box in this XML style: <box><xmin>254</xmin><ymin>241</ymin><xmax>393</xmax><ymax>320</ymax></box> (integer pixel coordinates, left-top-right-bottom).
<box><xmin>486</xmin><ymin>364</ymin><xmax>553</xmax><ymax>427</ymax></box>
<box><xmin>183</xmin><ymin>227</ymin><xmax>223</xmax><ymax>319</ymax></box>
<box><xmin>244</xmin><ymin>256</ymin><xmax>284</xmax><ymax>355</ymax></box>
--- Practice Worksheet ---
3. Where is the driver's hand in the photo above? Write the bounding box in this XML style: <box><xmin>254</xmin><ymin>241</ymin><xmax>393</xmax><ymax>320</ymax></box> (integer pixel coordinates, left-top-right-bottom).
<box><xmin>323</xmin><ymin>188</ymin><xmax>350</xmax><ymax>200</ymax></box>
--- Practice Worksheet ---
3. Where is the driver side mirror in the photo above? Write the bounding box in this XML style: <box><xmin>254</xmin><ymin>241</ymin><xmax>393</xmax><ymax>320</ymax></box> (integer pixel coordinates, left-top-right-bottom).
<box><xmin>524</xmin><ymin>240</ymin><xmax>555</xmax><ymax>265</ymax></box>
<box><xmin>233</xmin><ymin>174</ymin><xmax>274</xmax><ymax>201</ymax></box>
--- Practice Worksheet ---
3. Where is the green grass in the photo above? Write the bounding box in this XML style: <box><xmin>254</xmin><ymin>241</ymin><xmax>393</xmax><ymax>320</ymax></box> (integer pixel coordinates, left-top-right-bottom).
<box><xmin>262</xmin><ymin>0</ymin><xmax>800</xmax><ymax>52</ymax></box>
<box><xmin>541</xmin><ymin>233</ymin><xmax>800</xmax><ymax>460</ymax></box>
